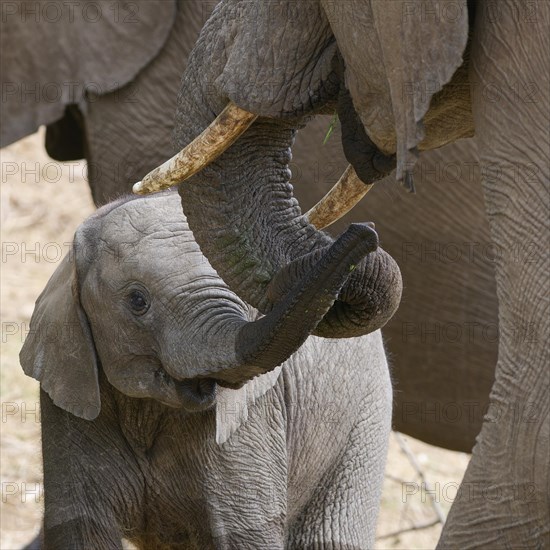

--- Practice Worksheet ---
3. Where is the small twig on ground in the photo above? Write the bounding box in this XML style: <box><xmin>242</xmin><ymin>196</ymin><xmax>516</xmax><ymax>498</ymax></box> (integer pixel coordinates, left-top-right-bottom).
<box><xmin>385</xmin><ymin>473</ymin><xmax>406</xmax><ymax>484</ymax></box>
<box><xmin>394</xmin><ymin>432</ymin><xmax>447</xmax><ymax>524</ymax></box>
<box><xmin>377</xmin><ymin>519</ymin><xmax>441</xmax><ymax>540</ymax></box>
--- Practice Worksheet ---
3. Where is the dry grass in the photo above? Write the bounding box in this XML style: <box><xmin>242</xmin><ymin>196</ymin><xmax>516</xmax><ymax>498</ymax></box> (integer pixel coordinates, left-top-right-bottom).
<box><xmin>1</xmin><ymin>130</ymin><xmax>95</xmax><ymax>549</ymax></box>
<box><xmin>0</xmin><ymin>132</ymin><xmax>469</xmax><ymax>549</ymax></box>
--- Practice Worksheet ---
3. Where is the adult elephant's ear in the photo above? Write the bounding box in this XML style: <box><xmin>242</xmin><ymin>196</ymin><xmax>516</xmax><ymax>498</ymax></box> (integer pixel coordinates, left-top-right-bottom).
<box><xmin>20</xmin><ymin>229</ymin><xmax>100</xmax><ymax>421</ymax></box>
<box><xmin>322</xmin><ymin>0</ymin><xmax>470</xmax><ymax>184</ymax></box>
<box><xmin>0</xmin><ymin>0</ymin><xmax>177</xmax><ymax>147</ymax></box>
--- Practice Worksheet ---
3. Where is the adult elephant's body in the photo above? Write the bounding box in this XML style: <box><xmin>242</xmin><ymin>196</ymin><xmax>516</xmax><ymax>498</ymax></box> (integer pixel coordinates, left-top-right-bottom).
<box><xmin>1</xmin><ymin>0</ymin><xmax>207</xmax><ymax>206</ymax></box>
<box><xmin>2</xmin><ymin>1</ymin><xmax>498</xmax><ymax>452</ymax></box>
<box><xmin>79</xmin><ymin>0</ymin><xmax>208</xmax><ymax>205</ymax></box>
<box><xmin>292</xmin><ymin>134</ymin><xmax>497</xmax><ymax>452</ymax></box>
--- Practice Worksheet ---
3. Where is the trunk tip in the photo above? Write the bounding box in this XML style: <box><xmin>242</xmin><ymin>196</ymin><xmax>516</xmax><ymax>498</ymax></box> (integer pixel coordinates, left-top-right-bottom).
<box><xmin>343</xmin><ymin>222</ymin><xmax>379</xmax><ymax>254</ymax></box>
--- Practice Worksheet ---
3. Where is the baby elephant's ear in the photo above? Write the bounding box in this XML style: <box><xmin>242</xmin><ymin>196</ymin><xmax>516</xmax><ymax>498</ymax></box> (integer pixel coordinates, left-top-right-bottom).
<box><xmin>20</xmin><ymin>233</ymin><xmax>100</xmax><ymax>420</ymax></box>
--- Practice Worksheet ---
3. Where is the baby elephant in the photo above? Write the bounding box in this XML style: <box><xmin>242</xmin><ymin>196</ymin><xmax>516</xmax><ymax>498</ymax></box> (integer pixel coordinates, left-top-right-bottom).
<box><xmin>21</xmin><ymin>192</ymin><xmax>394</xmax><ymax>549</ymax></box>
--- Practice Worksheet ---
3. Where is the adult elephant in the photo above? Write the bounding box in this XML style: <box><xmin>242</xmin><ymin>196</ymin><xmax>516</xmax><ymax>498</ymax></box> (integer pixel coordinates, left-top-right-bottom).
<box><xmin>133</xmin><ymin>0</ymin><xmax>549</xmax><ymax>547</ymax></box>
<box><xmin>2</xmin><ymin>0</ymin><xmax>497</xmax><ymax>453</ymax></box>
<box><xmin>1</xmin><ymin>0</ymin><xmax>207</xmax><ymax>206</ymax></box>
<box><xmin>293</xmin><ymin>135</ymin><xmax>497</xmax><ymax>453</ymax></box>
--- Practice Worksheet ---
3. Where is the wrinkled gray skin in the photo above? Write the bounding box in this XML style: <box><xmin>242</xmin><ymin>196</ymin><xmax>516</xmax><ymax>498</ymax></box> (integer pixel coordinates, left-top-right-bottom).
<box><xmin>3</xmin><ymin>0</ymin><xmax>498</xmax><ymax>452</ymax></box>
<box><xmin>293</xmin><ymin>133</ymin><xmax>497</xmax><ymax>454</ymax></box>
<box><xmin>20</xmin><ymin>193</ymin><xmax>392</xmax><ymax>549</ymax></box>
<box><xmin>170</xmin><ymin>0</ymin><xmax>549</xmax><ymax>547</ymax></box>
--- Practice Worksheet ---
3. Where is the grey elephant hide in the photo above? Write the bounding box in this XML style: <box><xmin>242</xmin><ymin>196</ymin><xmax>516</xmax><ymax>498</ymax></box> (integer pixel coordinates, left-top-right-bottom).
<box><xmin>0</xmin><ymin>0</ymin><xmax>176</xmax><ymax>146</ymax></box>
<box><xmin>20</xmin><ymin>192</ymin><xmax>392</xmax><ymax>548</ymax></box>
<box><xmin>216</xmin><ymin>367</ymin><xmax>282</xmax><ymax>444</ymax></box>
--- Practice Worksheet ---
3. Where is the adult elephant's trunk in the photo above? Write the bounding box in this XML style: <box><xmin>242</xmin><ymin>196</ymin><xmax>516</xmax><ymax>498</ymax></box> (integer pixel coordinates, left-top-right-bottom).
<box><xmin>199</xmin><ymin>223</ymin><xmax>380</xmax><ymax>388</ymax></box>
<box><xmin>137</xmin><ymin>9</ymin><xmax>401</xmax><ymax>338</ymax></box>
<box><xmin>174</xmin><ymin>112</ymin><xmax>400</xmax><ymax>338</ymax></box>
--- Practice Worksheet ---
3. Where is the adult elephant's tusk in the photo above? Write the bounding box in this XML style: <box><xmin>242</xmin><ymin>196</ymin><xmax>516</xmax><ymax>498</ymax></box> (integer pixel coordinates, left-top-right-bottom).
<box><xmin>133</xmin><ymin>102</ymin><xmax>257</xmax><ymax>195</ymax></box>
<box><xmin>305</xmin><ymin>165</ymin><xmax>374</xmax><ymax>230</ymax></box>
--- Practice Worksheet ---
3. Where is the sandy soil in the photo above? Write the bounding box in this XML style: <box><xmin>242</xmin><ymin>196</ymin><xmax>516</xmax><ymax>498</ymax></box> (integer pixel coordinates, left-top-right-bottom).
<box><xmin>0</xmin><ymin>132</ymin><xmax>469</xmax><ymax>549</ymax></box>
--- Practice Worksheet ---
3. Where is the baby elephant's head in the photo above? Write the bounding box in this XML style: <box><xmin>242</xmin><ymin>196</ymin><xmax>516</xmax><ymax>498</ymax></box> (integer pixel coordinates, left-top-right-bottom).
<box><xmin>21</xmin><ymin>192</ymin><xmax>384</xmax><ymax>420</ymax></box>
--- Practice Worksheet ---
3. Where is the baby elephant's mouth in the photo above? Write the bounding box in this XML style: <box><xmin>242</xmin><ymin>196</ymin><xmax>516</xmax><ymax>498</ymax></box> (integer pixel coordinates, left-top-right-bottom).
<box><xmin>176</xmin><ymin>378</ymin><xmax>217</xmax><ymax>412</ymax></box>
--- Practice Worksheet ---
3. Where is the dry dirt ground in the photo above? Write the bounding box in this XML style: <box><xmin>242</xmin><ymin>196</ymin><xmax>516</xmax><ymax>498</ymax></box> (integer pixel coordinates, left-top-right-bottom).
<box><xmin>1</xmin><ymin>132</ymin><xmax>470</xmax><ymax>549</ymax></box>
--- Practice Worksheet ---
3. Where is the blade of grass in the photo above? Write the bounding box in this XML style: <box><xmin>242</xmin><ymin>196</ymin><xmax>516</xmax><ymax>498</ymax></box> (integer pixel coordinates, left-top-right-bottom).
<box><xmin>323</xmin><ymin>112</ymin><xmax>339</xmax><ymax>145</ymax></box>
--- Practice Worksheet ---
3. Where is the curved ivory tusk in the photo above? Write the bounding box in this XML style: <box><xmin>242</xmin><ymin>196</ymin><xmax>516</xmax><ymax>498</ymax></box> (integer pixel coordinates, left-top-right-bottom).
<box><xmin>305</xmin><ymin>165</ymin><xmax>374</xmax><ymax>230</ymax></box>
<box><xmin>133</xmin><ymin>102</ymin><xmax>257</xmax><ymax>195</ymax></box>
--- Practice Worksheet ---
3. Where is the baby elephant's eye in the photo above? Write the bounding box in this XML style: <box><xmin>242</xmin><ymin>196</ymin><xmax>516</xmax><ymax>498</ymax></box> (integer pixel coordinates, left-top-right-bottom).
<box><xmin>128</xmin><ymin>289</ymin><xmax>150</xmax><ymax>315</ymax></box>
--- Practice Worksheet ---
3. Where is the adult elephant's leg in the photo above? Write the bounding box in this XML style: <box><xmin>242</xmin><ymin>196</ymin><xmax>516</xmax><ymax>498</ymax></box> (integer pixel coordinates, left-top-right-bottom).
<box><xmin>293</xmin><ymin>125</ymin><xmax>498</xmax><ymax>452</ymax></box>
<box><xmin>83</xmin><ymin>0</ymin><xmax>210</xmax><ymax>206</ymax></box>
<box><xmin>439</xmin><ymin>1</ymin><xmax>549</xmax><ymax>547</ymax></box>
